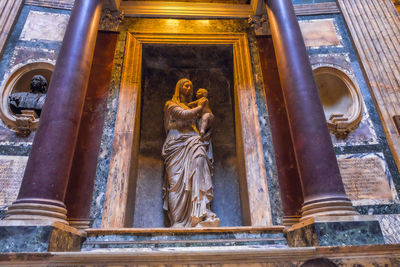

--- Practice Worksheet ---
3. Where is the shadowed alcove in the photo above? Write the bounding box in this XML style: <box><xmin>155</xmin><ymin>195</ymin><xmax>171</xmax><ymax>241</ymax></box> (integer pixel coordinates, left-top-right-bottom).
<box><xmin>132</xmin><ymin>44</ymin><xmax>243</xmax><ymax>227</ymax></box>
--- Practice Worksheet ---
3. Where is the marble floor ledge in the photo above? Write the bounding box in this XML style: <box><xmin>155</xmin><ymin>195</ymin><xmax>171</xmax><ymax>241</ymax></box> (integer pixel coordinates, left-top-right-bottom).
<box><xmin>0</xmin><ymin>244</ymin><xmax>399</xmax><ymax>266</ymax></box>
<box><xmin>85</xmin><ymin>226</ymin><xmax>285</xmax><ymax>235</ymax></box>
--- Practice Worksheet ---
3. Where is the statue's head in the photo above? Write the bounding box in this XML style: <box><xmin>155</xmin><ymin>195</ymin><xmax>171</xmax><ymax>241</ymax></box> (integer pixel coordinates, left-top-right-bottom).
<box><xmin>172</xmin><ymin>78</ymin><xmax>192</xmax><ymax>104</ymax></box>
<box><xmin>196</xmin><ymin>88</ymin><xmax>208</xmax><ymax>99</ymax></box>
<box><xmin>30</xmin><ymin>75</ymin><xmax>47</xmax><ymax>94</ymax></box>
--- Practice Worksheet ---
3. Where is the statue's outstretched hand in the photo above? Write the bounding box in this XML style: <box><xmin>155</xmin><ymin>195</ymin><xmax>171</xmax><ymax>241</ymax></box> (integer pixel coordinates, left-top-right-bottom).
<box><xmin>198</xmin><ymin>97</ymin><xmax>208</xmax><ymax>108</ymax></box>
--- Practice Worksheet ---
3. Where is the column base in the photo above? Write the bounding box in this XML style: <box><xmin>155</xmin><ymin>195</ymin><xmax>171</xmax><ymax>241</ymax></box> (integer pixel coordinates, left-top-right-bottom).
<box><xmin>300</xmin><ymin>199</ymin><xmax>358</xmax><ymax>221</ymax></box>
<box><xmin>0</xmin><ymin>220</ymin><xmax>85</xmax><ymax>252</ymax></box>
<box><xmin>68</xmin><ymin>218</ymin><xmax>91</xmax><ymax>230</ymax></box>
<box><xmin>282</xmin><ymin>215</ymin><xmax>301</xmax><ymax>227</ymax></box>
<box><xmin>5</xmin><ymin>198</ymin><xmax>68</xmax><ymax>224</ymax></box>
<box><xmin>286</xmin><ymin>215</ymin><xmax>385</xmax><ymax>247</ymax></box>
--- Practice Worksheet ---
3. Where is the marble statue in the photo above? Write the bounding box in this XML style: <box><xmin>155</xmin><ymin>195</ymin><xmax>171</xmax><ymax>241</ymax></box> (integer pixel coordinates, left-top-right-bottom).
<box><xmin>188</xmin><ymin>88</ymin><xmax>214</xmax><ymax>138</ymax></box>
<box><xmin>162</xmin><ymin>78</ymin><xmax>220</xmax><ymax>228</ymax></box>
<box><xmin>9</xmin><ymin>75</ymin><xmax>47</xmax><ymax>117</ymax></box>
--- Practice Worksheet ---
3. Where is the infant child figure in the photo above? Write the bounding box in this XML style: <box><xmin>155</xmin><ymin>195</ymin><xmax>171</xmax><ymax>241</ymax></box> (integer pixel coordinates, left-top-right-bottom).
<box><xmin>188</xmin><ymin>88</ymin><xmax>214</xmax><ymax>137</ymax></box>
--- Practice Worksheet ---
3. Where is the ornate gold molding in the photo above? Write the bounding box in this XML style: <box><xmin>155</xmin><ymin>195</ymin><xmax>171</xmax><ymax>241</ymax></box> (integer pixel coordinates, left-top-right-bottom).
<box><xmin>101</xmin><ymin>32</ymin><xmax>273</xmax><ymax>228</ymax></box>
<box><xmin>119</xmin><ymin>0</ymin><xmax>264</xmax><ymax>18</ymax></box>
<box><xmin>117</xmin><ymin>0</ymin><xmax>339</xmax><ymax>18</ymax></box>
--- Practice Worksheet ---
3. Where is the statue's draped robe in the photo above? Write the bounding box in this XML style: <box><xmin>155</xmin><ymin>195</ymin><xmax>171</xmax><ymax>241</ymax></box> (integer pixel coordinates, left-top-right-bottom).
<box><xmin>162</xmin><ymin>101</ymin><xmax>214</xmax><ymax>227</ymax></box>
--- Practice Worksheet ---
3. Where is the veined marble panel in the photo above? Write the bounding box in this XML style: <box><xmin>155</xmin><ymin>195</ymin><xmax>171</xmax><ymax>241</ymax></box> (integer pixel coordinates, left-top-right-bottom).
<box><xmin>337</xmin><ymin>153</ymin><xmax>399</xmax><ymax>206</ymax></box>
<box><xmin>299</xmin><ymin>19</ymin><xmax>341</xmax><ymax>48</ymax></box>
<box><xmin>20</xmin><ymin>11</ymin><xmax>69</xmax><ymax>42</ymax></box>
<box><xmin>0</xmin><ymin>155</ymin><xmax>27</xmax><ymax>207</ymax></box>
<box><xmin>374</xmin><ymin>214</ymin><xmax>400</xmax><ymax>244</ymax></box>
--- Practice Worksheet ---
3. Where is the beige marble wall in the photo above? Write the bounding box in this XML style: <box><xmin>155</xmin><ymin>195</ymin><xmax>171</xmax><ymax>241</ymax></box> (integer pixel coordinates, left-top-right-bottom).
<box><xmin>299</xmin><ymin>19</ymin><xmax>340</xmax><ymax>48</ymax></box>
<box><xmin>20</xmin><ymin>11</ymin><xmax>69</xmax><ymax>42</ymax></box>
<box><xmin>0</xmin><ymin>0</ymin><xmax>24</xmax><ymax>58</ymax></box>
<box><xmin>337</xmin><ymin>0</ymin><xmax>400</xmax><ymax>170</ymax></box>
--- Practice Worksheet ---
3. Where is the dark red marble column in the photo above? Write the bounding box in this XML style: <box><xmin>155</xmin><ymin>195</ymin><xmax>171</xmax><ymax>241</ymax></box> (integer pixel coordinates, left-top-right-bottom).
<box><xmin>256</xmin><ymin>36</ymin><xmax>303</xmax><ymax>226</ymax></box>
<box><xmin>6</xmin><ymin>0</ymin><xmax>103</xmax><ymax>223</ymax></box>
<box><xmin>65</xmin><ymin>32</ymin><xmax>118</xmax><ymax>229</ymax></box>
<box><xmin>265</xmin><ymin>0</ymin><xmax>357</xmax><ymax>220</ymax></box>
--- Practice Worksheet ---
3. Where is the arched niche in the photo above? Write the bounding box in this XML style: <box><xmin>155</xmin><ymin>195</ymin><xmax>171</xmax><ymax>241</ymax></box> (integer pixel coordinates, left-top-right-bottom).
<box><xmin>314</xmin><ymin>66</ymin><xmax>363</xmax><ymax>137</ymax></box>
<box><xmin>0</xmin><ymin>62</ymin><xmax>54</xmax><ymax>136</ymax></box>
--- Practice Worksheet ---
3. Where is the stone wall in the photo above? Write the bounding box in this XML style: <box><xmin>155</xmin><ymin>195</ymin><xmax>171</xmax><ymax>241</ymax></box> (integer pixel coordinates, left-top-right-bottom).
<box><xmin>0</xmin><ymin>4</ymin><xmax>71</xmax><ymax>218</ymax></box>
<box><xmin>0</xmin><ymin>0</ymin><xmax>399</xmax><ymax>239</ymax></box>
<box><xmin>291</xmin><ymin>0</ymin><xmax>400</xmax><ymax>242</ymax></box>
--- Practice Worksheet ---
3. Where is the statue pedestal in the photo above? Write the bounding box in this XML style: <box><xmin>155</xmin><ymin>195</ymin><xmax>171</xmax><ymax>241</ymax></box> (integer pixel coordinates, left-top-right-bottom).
<box><xmin>286</xmin><ymin>215</ymin><xmax>385</xmax><ymax>247</ymax></box>
<box><xmin>82</xmin><ymin>227</ymin><xmax>286</xmax><ymax>250</ymax></box>
<box><xmin>0</xmin><ymin>220</ymin><xmax>85</xmax><ymax>252</ymax></box>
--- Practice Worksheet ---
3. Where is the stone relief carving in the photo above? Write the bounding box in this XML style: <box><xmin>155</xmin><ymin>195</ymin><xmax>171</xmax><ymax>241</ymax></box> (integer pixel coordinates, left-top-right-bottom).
<box><xmin>248</xmin><ymin>14</ymin><xmax>271</xmax><ymax>36</ymax></box>
<box><xmin>99</xmin><ymin>8</ymin><xmax>124</xmax><ymax>31</ymax></box>
<box><xmin>314</xmin><ymin>66</ymin><xmax>363</xmax><ymax>138</ymax></box>
<box><xmin>162</xmin><ymin>78</ymin><xmax>220</xmax><ymax>228</ymax></box>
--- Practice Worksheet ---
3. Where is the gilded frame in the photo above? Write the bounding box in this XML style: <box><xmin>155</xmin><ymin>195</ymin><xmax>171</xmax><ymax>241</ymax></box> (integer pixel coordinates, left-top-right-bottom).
<box><xmin>101</xmin><ymin>32</ymin><xmax>272</xmax><ymax>228</ymax></box>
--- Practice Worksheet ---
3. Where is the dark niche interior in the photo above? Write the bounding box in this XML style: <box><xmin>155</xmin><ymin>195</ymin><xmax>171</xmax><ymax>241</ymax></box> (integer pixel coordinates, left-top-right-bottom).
<box><xmin>133</xmin><ymin>44</ymin><xmax>242</xmax><ymax>227</ymax></box>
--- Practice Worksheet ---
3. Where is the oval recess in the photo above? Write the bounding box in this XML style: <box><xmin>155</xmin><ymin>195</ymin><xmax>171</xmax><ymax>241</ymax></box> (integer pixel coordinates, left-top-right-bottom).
<box><xmin>314</xmin><ymin>66</ymin><xmax>363</xmax><ymax>138</ymax></box>
<box><xmin>0</xmin><ymin>62</ymin><xmax>54</xmax><ymax>136</ymax></box>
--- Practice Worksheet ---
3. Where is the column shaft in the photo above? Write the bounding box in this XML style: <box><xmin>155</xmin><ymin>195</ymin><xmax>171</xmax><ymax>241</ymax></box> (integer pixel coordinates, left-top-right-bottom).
<box><xmin>65</xmin><ymin>32</ymin><xmax>118</xmax><ymax>229</ymax></box>
<box><xmin>256</xmin><ymin>36</ymin><xmax>303</xmax><ymax>226</ymax></box>
<box><xmin>266</xmin><ymin>0</ymin><xmax>357</xmax><ymax>220</ymax></box>
<box><xmin>6</xmin><ymin>0</ymin><xmax>103</xmax><ymax>223</ymax></box>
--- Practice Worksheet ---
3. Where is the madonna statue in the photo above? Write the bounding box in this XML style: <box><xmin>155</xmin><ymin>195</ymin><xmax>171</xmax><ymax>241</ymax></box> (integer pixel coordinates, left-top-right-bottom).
<box><xmin>162</xmin><ymin>78</ymin><xmax>220</xmax><ymax>228</ymax></box>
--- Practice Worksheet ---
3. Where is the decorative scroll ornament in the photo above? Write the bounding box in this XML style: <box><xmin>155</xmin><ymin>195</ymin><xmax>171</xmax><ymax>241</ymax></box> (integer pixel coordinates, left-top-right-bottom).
<box><xmin>99</xmin><ymin>8</ymin><xmax>124</xmax><ymax>31</ymax></box>
<box><xmin>248</xmin><ymin>14</ymin><xmax>271</xmax><ymax>36</ymax></box>
<box><xmin>14</xmin><ymin>110</ymin><xmax>37</xmax><ymax>137</ymax></box>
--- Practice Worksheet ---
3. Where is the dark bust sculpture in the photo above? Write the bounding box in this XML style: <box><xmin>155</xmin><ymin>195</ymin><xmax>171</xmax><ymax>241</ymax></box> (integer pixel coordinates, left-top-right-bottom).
<box><xmin>8</xmin><ymin>75</ymin><xmax>48</xmax><ymax>137</ymax></box>
<box><xmin>9</xmin><ymin>75</ymin><xmax>48</xmax><ymax>117</ymax></box>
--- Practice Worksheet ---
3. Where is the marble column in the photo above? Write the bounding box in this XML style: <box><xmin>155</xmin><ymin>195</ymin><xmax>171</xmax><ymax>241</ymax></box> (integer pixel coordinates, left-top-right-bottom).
<box><xmin>65</xmin><ymin>32</ymin><xmax>118</xmax><ymax>229</ymax></box>
<box><xmin>256</xmin><ymin>36</ymin><xmax>303</xmax><ymax>226</ymax></box>
<box><xmin>265</xmin><ymin>0</ymin><xmax>357</xmax><ymax>220</ymax></box>
<box><xmin>6</xmin><ymin>0</ymin><xmax>103</xmax><ymax>224</ymax></box>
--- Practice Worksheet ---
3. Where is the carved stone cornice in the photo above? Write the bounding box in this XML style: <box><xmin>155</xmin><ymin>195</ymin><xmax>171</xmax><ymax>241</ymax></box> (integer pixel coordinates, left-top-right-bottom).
<box><xmin>99</xmin><ymin>8</ymin><xmax>124</xmax><ymax>32</ymax></box>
